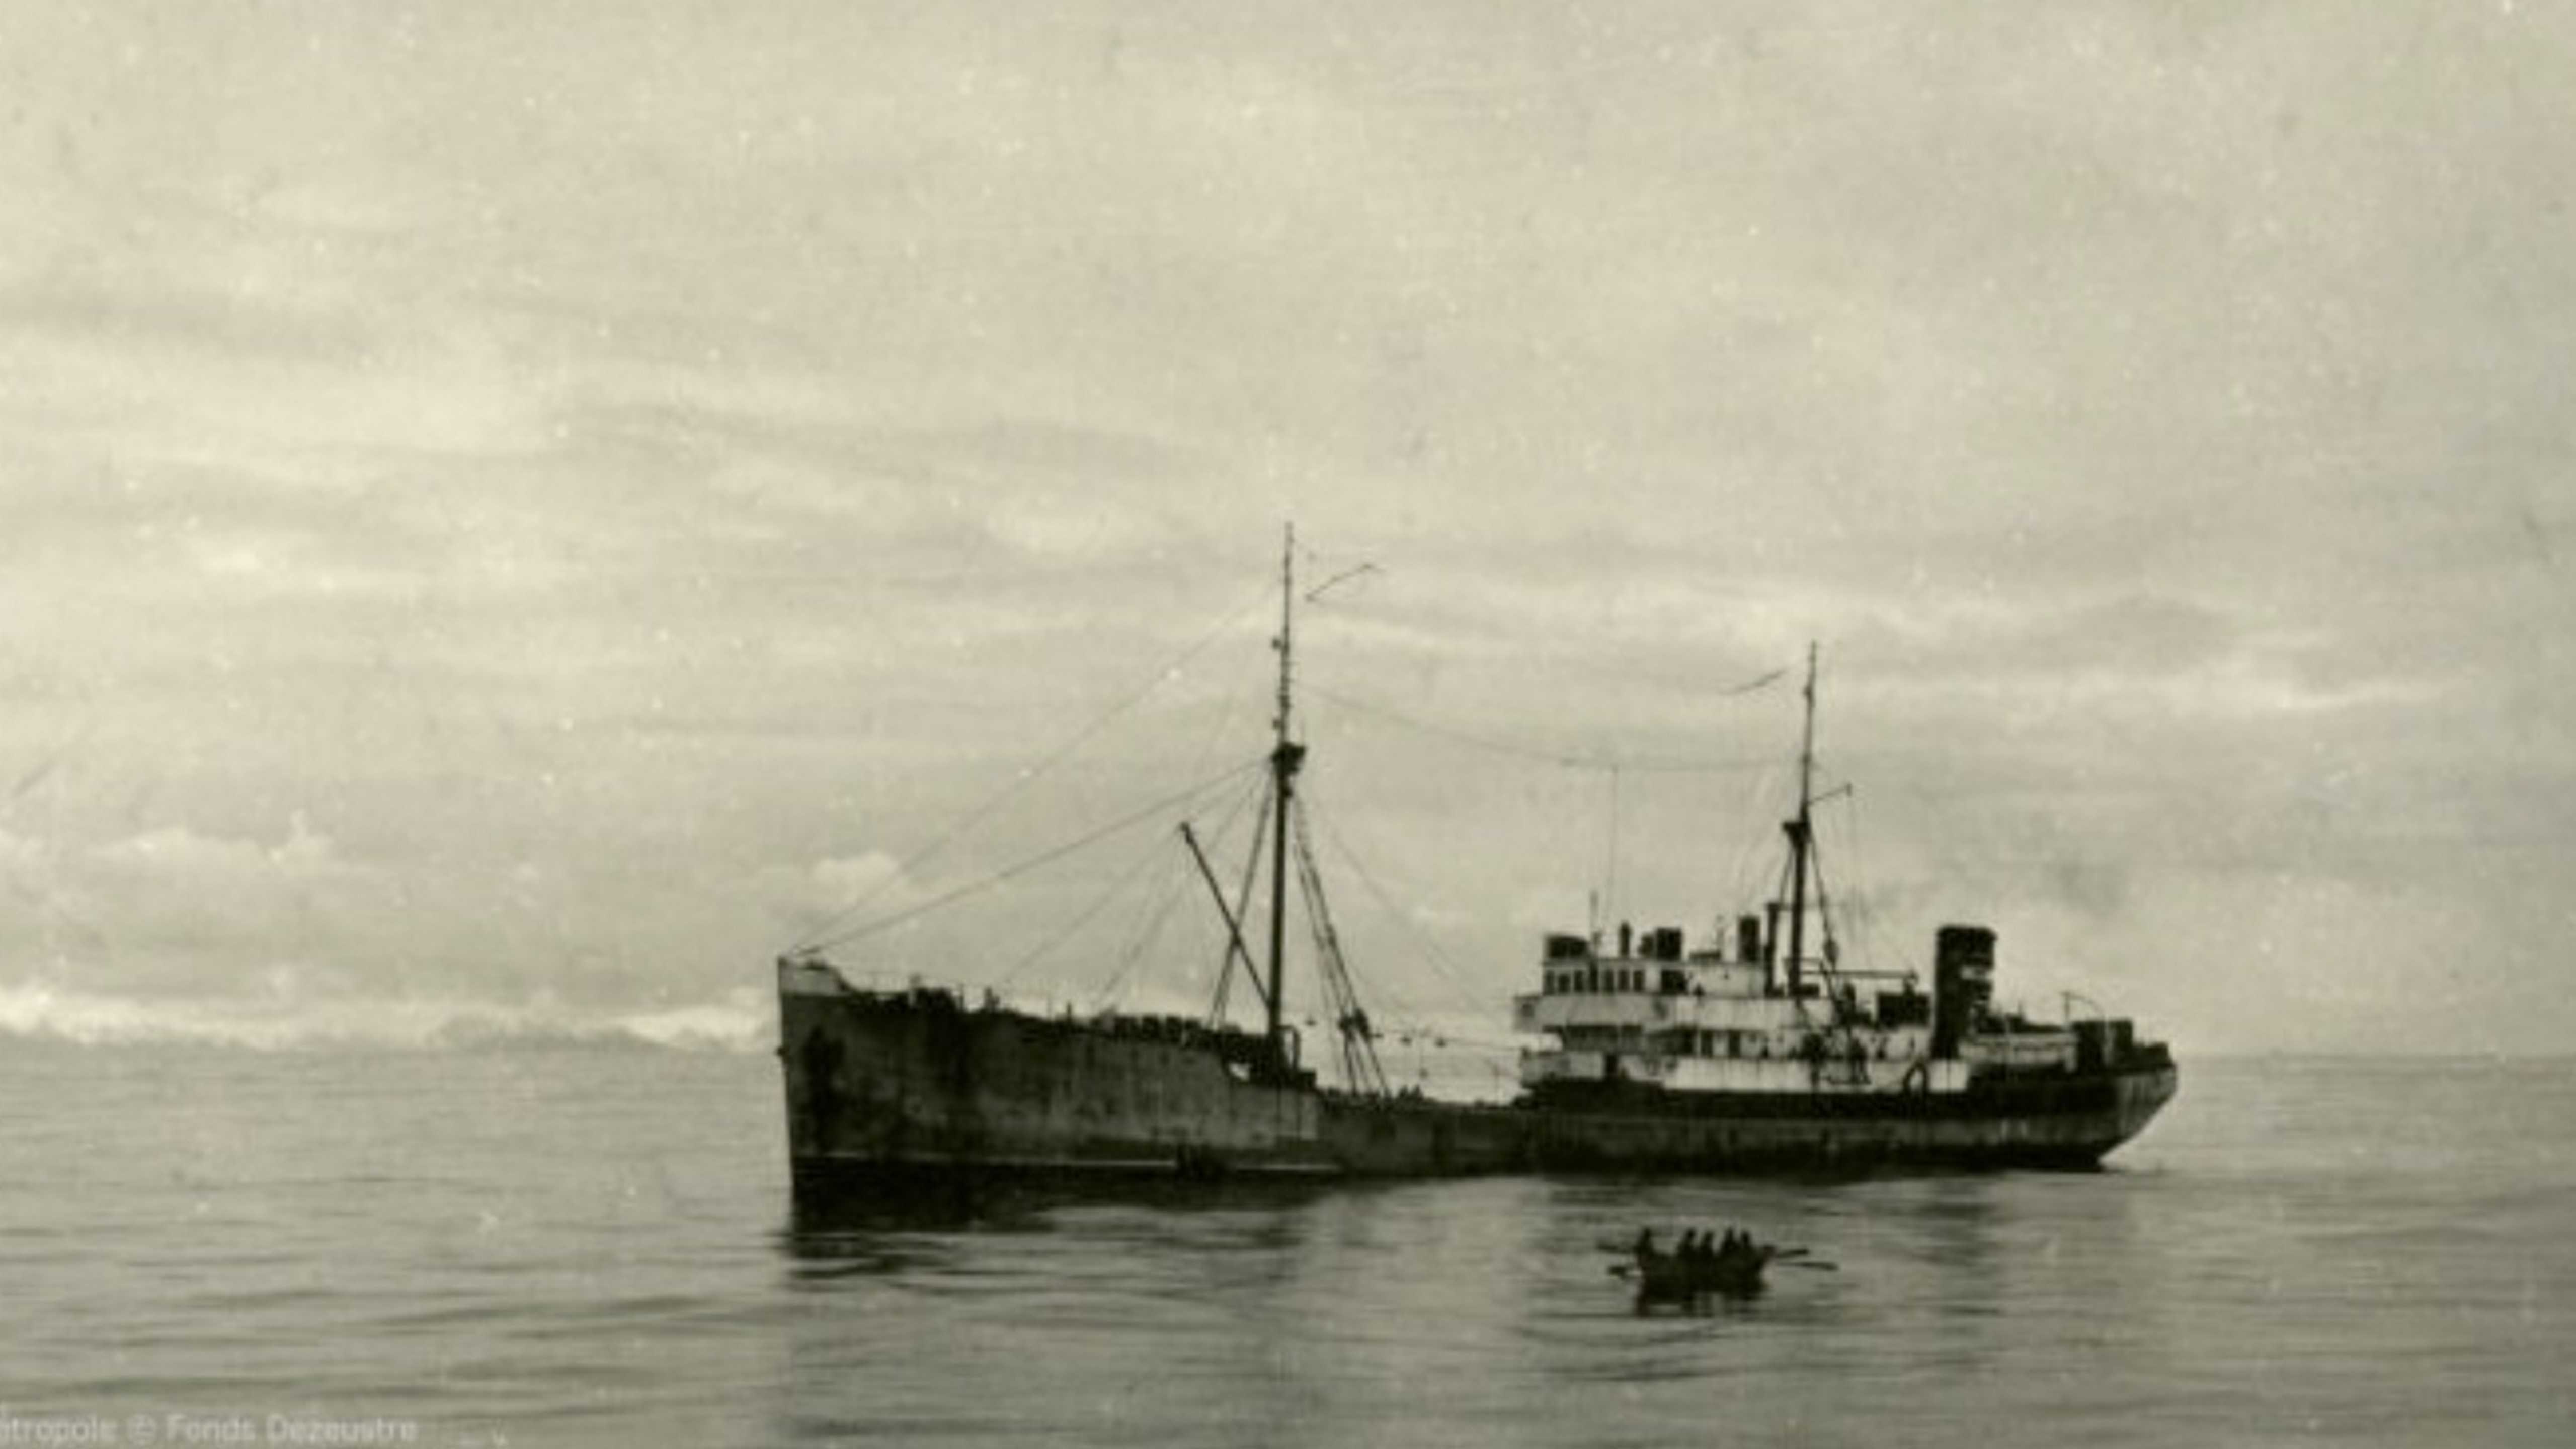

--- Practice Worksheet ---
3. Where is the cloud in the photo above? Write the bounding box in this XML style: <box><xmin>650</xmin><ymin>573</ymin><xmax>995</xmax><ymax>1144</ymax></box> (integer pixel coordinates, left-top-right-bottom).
<box><xmin>0</xmin><ymin>978</ymin><xmax>771</xmax><ymax>1052</ymax></box>
<box><xmin>803</xmin><ymin>852</ymin><xmax>919</xmax><ymax>916</ymax></box>
<box><xmin>750</xmin><ymin>851</ymin><xmax>933</xmax><ymax>949</ymax></box>
<box><xmin>90</xmin><ymin>812</ymin><xmax>360</xmax><ymax>881</ymax></box>
<box><xmin>0</xmin><ymin>1</ymin><xmax>2568</xmax><ymax>1056</ymax></box>
<box><xmin>0</xmin><ymin>816</ymin><xmax>392</xmax><ymax>992</ymax></box>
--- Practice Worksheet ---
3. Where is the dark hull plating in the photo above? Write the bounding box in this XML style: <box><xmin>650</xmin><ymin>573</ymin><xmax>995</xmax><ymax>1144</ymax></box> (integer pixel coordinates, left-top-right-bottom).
<box><xmin>782</xmin><ymin>986</ymin><xmax>2177</xmax><ymax>1200</ymax></box>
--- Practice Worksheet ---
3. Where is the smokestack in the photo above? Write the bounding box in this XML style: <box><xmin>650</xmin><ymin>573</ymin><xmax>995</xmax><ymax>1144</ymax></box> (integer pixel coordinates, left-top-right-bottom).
<box><xmin>1931</xmin><ymin>925</ymin><xmax>1997</xmax><ymax>1059</ymax></box>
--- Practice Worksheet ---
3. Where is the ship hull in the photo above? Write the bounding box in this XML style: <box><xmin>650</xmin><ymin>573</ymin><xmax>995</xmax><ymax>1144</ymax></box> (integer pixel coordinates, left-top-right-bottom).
<box><xmin>780</xmin><ymin>981</ymin><xmax>2177</xmax><ymax>1200</ymax></box>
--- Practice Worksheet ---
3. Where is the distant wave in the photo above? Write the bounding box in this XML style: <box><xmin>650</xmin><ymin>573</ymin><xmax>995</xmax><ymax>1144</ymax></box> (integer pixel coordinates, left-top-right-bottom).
<box><xmin>0</xmin><ymin>981</ymin><xmax>776</xmax><ymax>1053</ymax></box>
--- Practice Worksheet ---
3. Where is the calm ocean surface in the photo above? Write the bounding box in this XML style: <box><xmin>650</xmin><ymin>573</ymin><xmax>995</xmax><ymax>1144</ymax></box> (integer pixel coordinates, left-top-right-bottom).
<box><xmin>4</xmin><ymin>1047</ymin><xmax>2570</xmax><ymax>1446</ymax></box>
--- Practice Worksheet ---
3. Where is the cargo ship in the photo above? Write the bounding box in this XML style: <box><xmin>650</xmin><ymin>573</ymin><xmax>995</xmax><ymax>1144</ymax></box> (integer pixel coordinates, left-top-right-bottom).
<box><xmin>777</xmin><ymin>537</ymin><xmax>2176</xmax><ymax>1200</ymax></box>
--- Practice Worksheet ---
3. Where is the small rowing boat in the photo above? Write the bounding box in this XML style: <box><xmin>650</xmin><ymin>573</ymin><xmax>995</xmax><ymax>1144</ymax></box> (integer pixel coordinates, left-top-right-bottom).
<box><xmin>1613</xmin><ymin>1231</ymin><xmax>1779</xmax><ymax>1300</ymax></box>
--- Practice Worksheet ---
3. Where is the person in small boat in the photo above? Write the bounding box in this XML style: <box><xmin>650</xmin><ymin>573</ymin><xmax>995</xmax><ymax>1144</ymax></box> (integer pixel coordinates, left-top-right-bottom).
<box><xmin>1633</xmin><ymin>1227</ymin><xmax>1657</xmax><ymax>1262</ymax></box>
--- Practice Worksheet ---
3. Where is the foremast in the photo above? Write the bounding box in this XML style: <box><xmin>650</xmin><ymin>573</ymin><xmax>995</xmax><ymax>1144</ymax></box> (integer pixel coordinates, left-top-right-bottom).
<box><xmin>1265</xmin><ymin>525</ymin><xmax>1304</xmax><ymax>1056</ymax></box>
<box><xmin>1245</xmin><ymin>524</ymin><xmax>1386</xmax><ymax>1096</ymax></box>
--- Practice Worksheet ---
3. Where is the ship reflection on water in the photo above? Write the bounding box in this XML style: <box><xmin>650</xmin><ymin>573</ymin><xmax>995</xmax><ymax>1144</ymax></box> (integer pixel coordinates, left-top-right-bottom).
<box><xmin>782</xmin><ymin>1171</ymin><xmax>1356</xmax><ymax>1237</ymax></box>
<box><xmin>775</xmin><ymin>1175</ymin><xmax>1365</xmax><ymax>1307</ymax></box>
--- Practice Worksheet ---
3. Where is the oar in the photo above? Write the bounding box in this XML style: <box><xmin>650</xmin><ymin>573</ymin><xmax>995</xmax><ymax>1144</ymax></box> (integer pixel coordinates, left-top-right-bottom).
<box><xmin>1600</xmin><ymin>1232</ymin><xmax>1780</xmax><ymax>1254</ymax></box>
<box><xmin>1776</xmin><ymin>1259</ymin><xmax>1838</xmax><ymax>1271</ymax></box>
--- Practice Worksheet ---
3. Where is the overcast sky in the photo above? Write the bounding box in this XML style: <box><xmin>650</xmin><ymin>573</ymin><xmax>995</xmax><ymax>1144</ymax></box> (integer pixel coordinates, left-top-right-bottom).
<box><xmin>1</xmin><ymin>3</ymin><xmax>2568</xmax><ymax>1056</ymax></box>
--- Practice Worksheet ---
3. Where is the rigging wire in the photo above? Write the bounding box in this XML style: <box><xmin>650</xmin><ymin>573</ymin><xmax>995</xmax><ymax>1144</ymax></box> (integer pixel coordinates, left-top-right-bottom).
<box><xmin>787</xmin><ymin>578</ymin><xmax>1274</xmax><ymax>953</ymax></box>
<box><xmin>1604</xmin><ymin>764</ymin><xmax>1620</xmax><ymax>927</ymax></box>
<box><xmin>990</xmin><ymin>814</ymin><xmax>1188</xmax><ymax>997</ymax></box>
<box><xmin>1722</xmin><ymin>717</ymin><xmax>1803</xmax><ymax>916</ymax></box>
<box><xmin>1089</xmin><ymin>770</ymin><xmax>1267</xmax><ymax>1013</ymax></box>
<box><xmin>1289</xmin><ymin>795</ymin><xmax>1390</xmax><ymax>1096</ymax></box>
<box><xmin>1301</xmin><ymin>783</ymin><xmax>1497</xmax><ymax>1027</ymax></box>
<box><xmin>1372</xmin><ymin>1029</ymin><xmax>1530</xmax><ymax>1058</ymax></box>
<box><xmin>1304</xmin><ymin>560</ymin><xmax>1380</xmax><ymax>602</ymax></box>
<box><xmin>800</xmin><ymin>756</ymin><xmax>1267</xmax><ymax>952</ymax></box>
<box><xmin>1825</xmin><ymin>780</ymin><xmax>1904</xmax><ymax>984</ymax></box>
<box><xmin>1301</xmin><ymin>678</ymin><xmax>1788</xmax><ymax>775</ymax></box>
<box><xmin>1732</xmin><ymin>768</ymin><xmax>1781</xmax><ymax>905</ymax></box>
<box><xmin>1175</xmin><ymin>658</ymin><xmax>1254</xmax><ymax>800</ymax></box>
<box><xmin>1210</xmin><ymin>776</ymin><xmax>1274</xmax><ymax>1026</ymax></box>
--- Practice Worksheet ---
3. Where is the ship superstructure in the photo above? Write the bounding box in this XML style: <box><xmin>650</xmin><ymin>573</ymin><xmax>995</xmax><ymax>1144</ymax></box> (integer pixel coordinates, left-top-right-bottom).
<box><xmin>1514</xmin><ymin>646</ymin><xmax>2161</xmax><ymax>1109</ymax></box>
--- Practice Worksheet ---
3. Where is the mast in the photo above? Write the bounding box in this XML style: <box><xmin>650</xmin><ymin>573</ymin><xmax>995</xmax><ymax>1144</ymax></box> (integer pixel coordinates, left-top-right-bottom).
<box><xmin>1265</xmin><ymin>524</ymin><xmax>1304</xmax><ymax>1057</ymax></box>
<box><xmin>1783</xmin><ymin>641</ymin><xmax>1818</xmax><ymax>998</ymax></box>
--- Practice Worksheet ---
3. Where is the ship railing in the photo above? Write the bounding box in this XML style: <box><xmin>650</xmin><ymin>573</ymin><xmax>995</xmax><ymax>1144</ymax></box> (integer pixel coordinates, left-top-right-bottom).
<box><xmin>788</xmin><ymin>956</ymin><xmax>1265</xmax><ymax>1043</ymax></box>
<box><xmin>787</xmin><ymin>959</ymin><xmax>1102</xmax><ymax>1022</ymax></box>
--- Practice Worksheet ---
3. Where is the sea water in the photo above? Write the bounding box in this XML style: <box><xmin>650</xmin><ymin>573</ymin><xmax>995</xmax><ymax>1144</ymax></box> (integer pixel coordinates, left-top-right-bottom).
<box><xmin>3</xmin><ymin>1047</ymin><xmax>2568</xmax><ymax>1446</ymax></box>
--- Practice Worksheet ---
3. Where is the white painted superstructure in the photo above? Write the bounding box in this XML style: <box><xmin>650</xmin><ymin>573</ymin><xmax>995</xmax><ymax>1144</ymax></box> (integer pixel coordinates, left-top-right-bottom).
<box><xmin>1513</xmin><ymin>918</ymin><xmax>2077</xmax><ymax>1097</ymax></box>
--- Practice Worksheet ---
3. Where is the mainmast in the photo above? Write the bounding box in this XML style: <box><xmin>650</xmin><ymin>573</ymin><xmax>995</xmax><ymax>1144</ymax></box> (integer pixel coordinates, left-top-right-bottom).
<box><xmin>1265</xmin><ymin>524</ymin><xmax>1305</xmax><ymax>1056</ymax></box>
<box><xmin>1783</xmin><ymin>641</ymin><xmax>1818</xmax><ymax>998</ymax></box>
